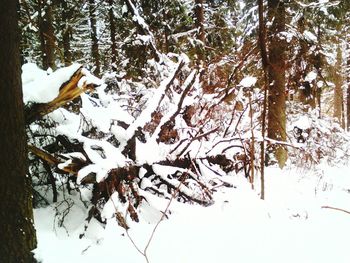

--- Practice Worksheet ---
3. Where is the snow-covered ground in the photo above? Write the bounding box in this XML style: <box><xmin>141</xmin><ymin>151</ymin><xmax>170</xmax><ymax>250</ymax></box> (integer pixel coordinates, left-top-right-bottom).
<box><xmin>23</xmin><ymin>63</ymin><xmax>350</xmax><ymax>263</ymax></box>
<box><xmin>33</xmin><ymin>165</ymin><xmax>350</xmax><ymax>263</ymax></box>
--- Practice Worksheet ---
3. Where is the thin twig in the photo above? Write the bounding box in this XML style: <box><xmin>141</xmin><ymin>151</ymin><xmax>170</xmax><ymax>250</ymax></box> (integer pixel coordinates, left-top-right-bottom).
<box><xmin>248</xmin><ymin>90</ymin><xmax>255</xmax><ymax>189</ymax></box>
<box><xmin>321</xmin><ymin>206</ymin><xmax>350</xmax><ymax>215</ymax></box>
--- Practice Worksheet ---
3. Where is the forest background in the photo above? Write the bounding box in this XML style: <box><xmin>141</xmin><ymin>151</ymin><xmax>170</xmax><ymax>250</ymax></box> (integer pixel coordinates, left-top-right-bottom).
<box><xmin>1</xmin><ymin>0</ymin><xmax>350</xmax><ymax>262</ymax></box>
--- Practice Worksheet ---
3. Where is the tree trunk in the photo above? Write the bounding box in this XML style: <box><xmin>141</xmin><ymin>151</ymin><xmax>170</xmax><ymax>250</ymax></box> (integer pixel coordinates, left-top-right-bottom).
<box><xmin>194</xmin><ymin>0</ymin><xmax>205</xmax><ymax>62</ymax></box>
<box><xmin>89</xmin><ymin>0</ymin><xmax>101</xmax><ymax>76</ymax></box>
<box><xmin>267</xmin><ymin>0</ymin><xmax>287</xmax><ymax>168</ymax></box>
<box><xmin>40</xmin><ymin>2</ymin><xmax>56</xmax><ymax>70</ymax></box>
<box><xmin>162</xmin><ymin>0</ymin><xmax>170</xmax><ymax>53</ymax></box>
<box><xmin>257</xmin><ymin>0</ymin><xmax>268</xmax><ymax>199</ymax></box>
<box><xmin>61</xmin><ymin>0</ymin><xmax>72</xmax><ymax>66</ymax></box>
<box><xmin>333</xmin><ymin>46</ymin><xmax>343</xmax><ymax>127</ymax></box>
<box><xmin>108</xmin><ymin>0</ymin><xmax>117</xmax><ymax>69</ymax></box>
<box><xmin>0</xmin><ymin>0</ymin><xmax>37</xmax><ymax>261</ymax></box>
<box><xmin>37</xmin><ymin>0</ymin><xmax>47</xmax><ymax>69</ymax></box>
<box><xmin>296</xmin><ymin>15</ymin><xmax>315</xmax><ymax>108</ymax></box>
<box><xmin>347</xmin><ymin>42</ymin><xmax>350</xmax><ymax>131</ymax></box>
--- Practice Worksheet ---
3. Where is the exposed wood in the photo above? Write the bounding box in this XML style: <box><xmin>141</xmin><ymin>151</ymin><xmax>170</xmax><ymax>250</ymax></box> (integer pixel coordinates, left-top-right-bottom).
<box><xmin>28</xmin><ymin>144</ymin><xmax>60</xmax><ymax>166</ymax></box>
<box><xmin>24</xmin><ymin>67</ymin><xmax>95</xmax><ymax>124</ymax></box>
<box><xmin>28</xmin><ymin>144</ymin><xmax>89</xmax><ymax>176</ymax></box>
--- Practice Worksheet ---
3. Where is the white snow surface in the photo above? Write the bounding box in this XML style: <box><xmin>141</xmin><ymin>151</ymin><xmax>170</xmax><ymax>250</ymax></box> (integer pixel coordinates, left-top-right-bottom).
<box><xmin>303</xmin><ymin>30</ymin><xmax>318</xmax><ymax>43</ymax></box>
<box><xmin>292</xmin><ymin>115</ymin><xmax>311</xmax><ymax>130</ymax></box>
<box><xmin>305</xmin><ymin>71</ymin><xmax>317</xmax><ymax>82</ymax></box>
<box><xmin>22</xmin><ymin>45</ymin><xmax>350</xmax><ymax>263</ymax></box>
<box><xmin>33</xmin><ymin>165</ymin><xmax>350</xmax><ymax>263</ymax></box>
<box><xmin>239</xmin><ymin>76</ymin><xmax>257</xmax><ymax>88</ymax></box>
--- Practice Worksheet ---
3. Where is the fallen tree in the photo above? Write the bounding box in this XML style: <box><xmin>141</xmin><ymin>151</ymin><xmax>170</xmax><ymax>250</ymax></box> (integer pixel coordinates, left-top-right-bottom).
<box><xmin>25</xmin><ymin>54</ymin><xmax>256</xmax><ymax>229</ymax></box>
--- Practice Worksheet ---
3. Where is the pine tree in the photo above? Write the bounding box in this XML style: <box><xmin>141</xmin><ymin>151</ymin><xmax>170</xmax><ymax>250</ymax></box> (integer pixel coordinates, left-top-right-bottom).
<box><xmin>89</xmin><ymin>0</ymin><xmax>101</xmax><ymax>76</ymax></box>
<box><xmin>108</xmin><ymin>0</ymin><xmax>117</xmax><ymax>69</ymax></box>
<box><xmin>0</xmin><ymin>0</ymin><xmax>37</xmax><ymax>261</ymax></box>
<box><xmin>194</xmin><ymin>0</ymin><xmax>205</xmax><ymax>62</ymax></box>
<box><xmin>332</xmin><ymin>46</ymin><xmax>343</xmax><ymax>126</ymax></box>
<box><xmin>60</xmin><ymin>0</ymin><xmax>73</xmax><ymax>66</ymax></box>
<box><xmin>38</xmin><ymin>0</ymin><xmax>57</xmax><ymax>70</ymax></box>
<box><xmin>267</xmin><ymin>0</ymin><xmax>287</xmax><ymax>168</ymax></box>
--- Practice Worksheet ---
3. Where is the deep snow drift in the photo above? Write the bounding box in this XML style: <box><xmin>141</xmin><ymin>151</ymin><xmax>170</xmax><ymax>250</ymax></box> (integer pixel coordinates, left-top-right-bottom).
<box><xmin>33</xmin><ymin>165</ymin><xmax>350</xmax><ymax>263</ymax></box>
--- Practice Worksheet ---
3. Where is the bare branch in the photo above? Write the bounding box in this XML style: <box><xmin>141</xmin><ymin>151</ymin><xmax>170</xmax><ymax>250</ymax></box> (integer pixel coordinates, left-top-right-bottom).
<box><xmin>321</xmin><ymin>206</ymin><xmax>350</xmax><ymax>215</ymax></box>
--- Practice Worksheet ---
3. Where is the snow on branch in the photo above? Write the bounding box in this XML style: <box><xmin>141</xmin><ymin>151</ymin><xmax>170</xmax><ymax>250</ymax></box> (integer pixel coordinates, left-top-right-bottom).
<box><xmin>120</xmin><ymin>59</ymin><xmax>186</xmax><ymax>154</ymax></box>
<box><xmin>124</xmin><ymin>0</ymin><xmax>163</xmax><ymax>62</ymax></box>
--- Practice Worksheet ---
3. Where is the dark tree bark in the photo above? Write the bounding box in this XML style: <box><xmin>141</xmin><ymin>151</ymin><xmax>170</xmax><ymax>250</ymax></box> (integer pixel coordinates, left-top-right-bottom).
<box><xmin>257</xmin><ymin>0</ymin><xmax>268</xmax><ymax>199</ymax></box>
<box><xmin>0</xmin><ymin>0</ymin><xmax>37</xmax><ymax>261</ymax></box>
<box><xmin>44</xmin><ymin>4</ymin><xmax>56</xmax><ymax>70</ymax></box>
<box><xmin>38</xmin><ymin>1</ymin><xmax>56</xmax><ymax>70</ymax></box>
<box><xmin>267</xmin><ymin>0</ymin><xmax>287</xmax><ymax>168</ymax></box>
<box><xmin>37</xmin><ymin>0</ymin><xmax>47</xmax><ymax>69</ymax></box>
<box><xmin>347</xmin><ymin>42</ymin><xmax>350</xmax><ymax>131</ymax></box>
<box><xmin>295</xmin><ymin>15</ymin><xmax>315</xmax><ymax>108</ymax></box>
<box><xmin>333</xmin><ymin>46</ymin><xmax>343</xmax><ymax>127</ymax></box>
<box><xmin>60</xmin><ymin>0</ymin><xmax>73</xmax><ymax>66</ymax></box>
<box><xmin>194</xmin><ymin>0</ymin><xmax>205</xmax><ymax>62</ymax></box>
<box><xmin>89</xmin><ymin>0</ymin><xmax>101</xmax><ymax>76</ymax></box>
<box><xmin>108</xmin><ymin>0</ymin><xmax>117</xmax><ymax>69</ymax></box>
<box><xmin>161</xmin><ymin>0</ymin><xmax>170</xmax><ymax>53</ymax></box>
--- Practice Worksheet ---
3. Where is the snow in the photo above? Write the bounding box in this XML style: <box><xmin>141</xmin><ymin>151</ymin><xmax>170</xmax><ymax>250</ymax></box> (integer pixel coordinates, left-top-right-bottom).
<box><xmin>48</xmin><ymin>108</ymin><xmax>82</xmax><ymax>138</ymax></box>
<box><xmin>79</xmin><ymin>68</ymin><xmax>103</xmax><ymax>87</ymax></box>
<box><xmin>293</xmin><ymin>115</ymin><xmax>311</xmax><ymax>129</ymax></box>
<box><xmin>303</xmin><ymin>30</ymin><xmax>318</xmax><ymax>43</ymax></box>
<box><xmin>20</xmin><ymin>18</ymin><xmax>350</xmax><ymax>263</ymax></box>
<box><xmin>21</xmin><ymin>63</ymin><xmax>47</xmax><ymax>86</ymax></box>
<box><xmin>305</xmin><ymin>71</ymin><xmax>317</xmax><ymax>82</ymax></box>
<box><xmin>121</xmin><ymin>59</ymin><xmax>186</xmax><ymax>150</ymax></box>
<box><xmin>80</xmin><ymin>139</ymin><xmax>128</xmax><ymax>183</ymax></box>
<box><xmin>21</xmin><ymin>53</ymin><xmax>350</xmax><ymax>263</ymax></box>
<box><xmin>22</xmin><ymin>63</ymin><xmax>82</xmax><ymax>104</ymax></box>
<box><xmin>239</xmin><ymin>76</ymin><xmax>257</xmax><ymax>88</ymax></box>
<box><xmin>135</xmin><ymin>139</ymin><xmax>169</xmax><ymax>165</ymax></box>
<box><xmin>33</xmin><ymin>165</ymin><xmax>350</xmax><ymax>263</ymax></box>
<box><xmin>136</xmin><ymin>34</ymin><xmax>152</xmax><ymax>45</ymax></box>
